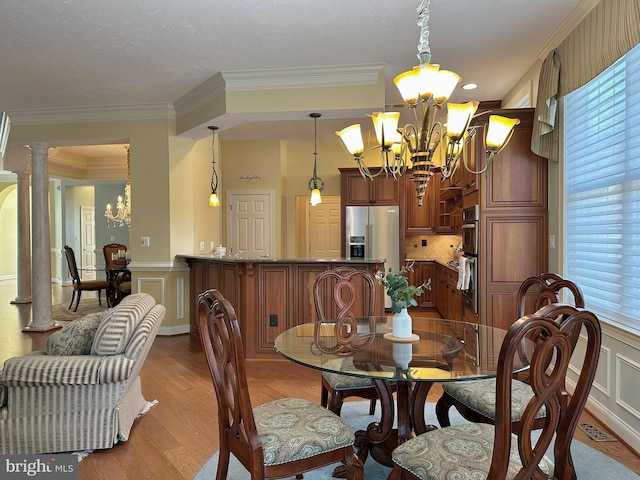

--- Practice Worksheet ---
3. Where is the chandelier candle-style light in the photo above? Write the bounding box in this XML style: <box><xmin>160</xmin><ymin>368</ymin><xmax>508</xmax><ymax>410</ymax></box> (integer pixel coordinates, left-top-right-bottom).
<box><xmin>208</xmin><ymin>126</ymin><xmax>221</xmax><ymax>207</ymax></box>
<box><xmin>105</xmin><ymin>147</ymin><xmax>132</xmax><ymax>229</ymax></box>
<box><xmin>336</xmin><ymin>0</ymin><xmax>520</xmax><ymax>206</ymax></box>
<box><xmin>308</xmin><ymin>113</ymin><xmax>323</xmax><ymax>206</ymax></box>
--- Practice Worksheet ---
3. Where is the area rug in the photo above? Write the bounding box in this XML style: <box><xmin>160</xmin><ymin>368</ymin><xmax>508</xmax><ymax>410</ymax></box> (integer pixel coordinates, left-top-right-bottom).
<box><xmin>51</xmin><ymin>298</ymin><xmax>107</xmax><ymax>322</ymax></box>
<box><xmin>194</xmin><ymin>401</ymin><xmax>639</xmax><ymax>480</ymax></box>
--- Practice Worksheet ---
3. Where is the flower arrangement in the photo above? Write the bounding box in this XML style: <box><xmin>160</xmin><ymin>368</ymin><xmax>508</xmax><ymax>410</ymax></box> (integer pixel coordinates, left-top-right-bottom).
<box><xmin>375</xmin><ymin>263</ymin><xmax>432</xmax><ymax>313</ymax></box>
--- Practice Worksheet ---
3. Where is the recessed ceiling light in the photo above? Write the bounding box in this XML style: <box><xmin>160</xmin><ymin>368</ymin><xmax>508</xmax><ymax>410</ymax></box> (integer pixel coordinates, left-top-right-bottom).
<box><xmin>462</xmin><ymin>83</ymin><xmax>478</xmax><ymax>90</ymax></box>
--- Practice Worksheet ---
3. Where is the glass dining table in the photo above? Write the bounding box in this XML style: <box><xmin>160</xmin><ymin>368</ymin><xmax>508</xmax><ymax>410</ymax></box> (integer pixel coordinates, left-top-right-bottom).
<box><xmin>274</xmin><ymin>316</ymin><xmax>529</xmax><ymax>470</ymax></box>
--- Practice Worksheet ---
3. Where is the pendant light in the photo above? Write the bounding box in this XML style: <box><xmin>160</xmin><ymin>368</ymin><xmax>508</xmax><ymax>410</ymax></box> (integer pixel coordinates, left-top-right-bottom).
<box><xmin>308</xmin><ymin>113</ymin><xmax>323</xmax><ymax>206</ymax></box>
<box><xmin>208</xmin><ymin>126</ymin><xmax>221</xmax><ymax>207</ymax></box>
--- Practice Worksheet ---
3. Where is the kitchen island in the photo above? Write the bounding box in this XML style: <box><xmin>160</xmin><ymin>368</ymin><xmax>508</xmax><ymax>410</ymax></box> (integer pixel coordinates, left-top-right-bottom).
<box><xmin>177</xmin><ymin>255</ymin><xmax>385</xmax><ymax>358</ymax></box>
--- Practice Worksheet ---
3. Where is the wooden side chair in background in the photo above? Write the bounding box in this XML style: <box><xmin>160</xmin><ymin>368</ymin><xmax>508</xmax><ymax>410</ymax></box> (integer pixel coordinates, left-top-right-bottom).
<box><xmin>435</xmin><ymin>272</ymin><xmax>585</xmax><ymax>431</ymax></box>
<box><xmin>103</xmin><ymin>243</ymin><xmax>131</xmax><ymax>306</ymax></box>
<box><xmin>313</xmin><ymin>267</ymin><xmax>382</xmax><ymax>416</ymax></box>
<box><xmin>63</xmin><ymin>245</ymin><xmax>110</xmax><ymax>312</ymax></box>
<box><xmin>197</xmin><ymin>289</ymin><xmax>363</xmax><ymax>480</ymax></box>
<box><xmin>390</xmin><ymin>305</ymin><xmax>602</xmax><ymax>480</ymax></box>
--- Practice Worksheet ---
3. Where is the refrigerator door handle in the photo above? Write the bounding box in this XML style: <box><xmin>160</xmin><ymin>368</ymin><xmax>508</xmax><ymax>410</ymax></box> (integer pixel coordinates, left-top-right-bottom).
<box><xmin>366</xmin><ymin>223</ymin><xmax>372</xmax><ymax>259</ymax></box>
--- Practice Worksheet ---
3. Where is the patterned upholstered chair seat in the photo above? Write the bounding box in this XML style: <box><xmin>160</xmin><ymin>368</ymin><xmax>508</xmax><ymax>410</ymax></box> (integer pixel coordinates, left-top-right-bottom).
<box><xmin>0</xmin><ymin>293</ymin><xmax>165</xmax><ymax>454</ymax></box>
<box><xmin>321</xmin><ymin>358</ymin><xmax>376</xmax><ymax>391</ymax></box>
<box><xmin>254</xmin><ymin>397</ymin><xmax>355</xmax><ymax>466</ymax></box>
<box><xmin>392</xmin><ymin>423</ymin><xmax>554</xmax><ymax>480</ymax></box>
<box><xmin>441</xmin><ymin>378</ymin><xmax>546</xmax><ymax>421</ymax></box>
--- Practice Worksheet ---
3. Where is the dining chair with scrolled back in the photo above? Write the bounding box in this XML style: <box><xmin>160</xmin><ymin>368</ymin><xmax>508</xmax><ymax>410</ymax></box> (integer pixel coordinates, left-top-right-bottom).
<box><xmin>435</xmin><ymin>272</ymin><xmax>585</xmax><ymax>432</ymax></box>
<box><xmin>197</xmin><ymin>288</ymin><xmax>363</xmax><ymax>480</ymax></box>
<box><xmin>390</xmin><ymin>305</ymin><xmax>601</xmax><ymax>480</ymax></box>
<box><xmin>313</xmin><ymin>267</ymin><xmax>383</xmax><ymax>416</ymax></box>
<box><xmin>63</xmin><ymin>245</ymin><xmax>110</xmax><ymax>312</ymax></box>
<box><xmin>103</xmin><ymin>243</ymin><xmax>131</xmax><ymax>305</ymax></box>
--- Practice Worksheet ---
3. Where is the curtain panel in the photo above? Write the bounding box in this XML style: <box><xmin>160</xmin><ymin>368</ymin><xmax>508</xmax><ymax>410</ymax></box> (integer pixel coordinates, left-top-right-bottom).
<box><xmin>531</xmin><ymin>0</ymin><xmax>640</xmax><ymax>161</ymax></box>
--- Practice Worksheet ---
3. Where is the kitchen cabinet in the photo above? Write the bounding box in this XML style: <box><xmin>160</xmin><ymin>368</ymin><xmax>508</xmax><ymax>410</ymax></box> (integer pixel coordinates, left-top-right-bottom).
<box><xmin>460</xmin><ymin>128</ymin><xmax>481</xmax><ymax>198</ymax></box>
<box><xmin>435</xmin><ymin>172</ymin><xmax>463</xmax><ymax>234</ymax></box>
<box><xmin>404</xmin><ymin>171</ymin><xmax>437</xmax><ymax>235</ymax></box>
<box><xmin>434</xmin><ymin>262</ymin><xmax>462</xmax><ymax>321</ymax></box>
<box><xmin>406</xmin><ymin>261</ymin><xmax>434</xmax><ymax>308</ymax></box>
<box><xmin>476</xmin><ymin>108</ymin><xmax>548</xmax><ymax>331</ymax></box>
<box><xmin>182</xmin><ymin>256</ymin><xmax>384</xmax><ymax>358</ymax></box>
<box><xmin>340</xmin><ymin>168</ymin><xmax>401</xmax><ymax>206</ymax></box>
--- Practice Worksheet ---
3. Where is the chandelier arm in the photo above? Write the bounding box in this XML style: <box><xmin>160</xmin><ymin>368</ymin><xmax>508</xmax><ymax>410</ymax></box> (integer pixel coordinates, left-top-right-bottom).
<box><xmin>401</xmin><ymin>124</ymin><xmax>419</xmax><ymax>152</ymax></box>
<box><xmin>463</xmin><ymin>151</ymin><xmax>492</xmax><ymax>175</ymax></box>
<box><xmin>356</xmin><ymin>157</ymin><xmax>376</xmax><ymax>180</ymax></box>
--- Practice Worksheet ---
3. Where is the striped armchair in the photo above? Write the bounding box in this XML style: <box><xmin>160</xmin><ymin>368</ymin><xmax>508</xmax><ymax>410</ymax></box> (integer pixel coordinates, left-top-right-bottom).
<box><xmin>0</xmin><ymin>293</ymin><xmax>165</xmax><ymax>454</ymax></box>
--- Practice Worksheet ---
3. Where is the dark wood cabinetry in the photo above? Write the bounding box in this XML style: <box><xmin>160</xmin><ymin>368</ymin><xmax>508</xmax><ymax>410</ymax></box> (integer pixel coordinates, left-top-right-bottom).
<box><xmin>406</xmin><ymin>261</ymin><xmax>434</xmax><ymax>308</ymax></box>
<box><xmin>184</xmin><ymin>256</ymin><xmax>384</xmax><ymax>358</ymax></box>
<box><xmin>434</xmin><ymin>262</ymin><xmax>461</xmax><ymax>321</ymax></box>
<box><xmin>340</xmin><ymin>168</ymin><xmax>401</xmax><ymax>205</ymax></box>
<box><xmin>404</xmin><ymin>172</ymin><xmax>437</xmax><ymax>235</ymax></box>
<box><xmin>477</xmin><ymin>108</ymin><xmax>548</xmax><ymax>331</ymax></box>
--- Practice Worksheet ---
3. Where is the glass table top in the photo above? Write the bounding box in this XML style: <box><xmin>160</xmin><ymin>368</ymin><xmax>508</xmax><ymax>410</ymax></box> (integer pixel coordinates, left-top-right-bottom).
<box><xmin>274</xmin><ymin>316</ymin><xmax>529</xmax><ymax>382</ymax></box>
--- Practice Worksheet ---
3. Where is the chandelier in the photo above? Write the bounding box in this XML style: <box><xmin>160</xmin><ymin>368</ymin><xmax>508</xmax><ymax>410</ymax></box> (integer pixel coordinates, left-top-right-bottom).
<box><xmin>336</xmin><ymin>0</ymin><xmax>520</xmax><ymax>206</ymax></box>
<box><xmin>105</xmin><ymin>146</ymin><xmax>131</xmax><ymax>229</ymax></box>
<box><xmin>208</xmin><ymin>125</ymin><xmax>221</xmax><ymax>207</ymax></box>
<box><xmin>308</xmin><ymin>113</ymin><xmax>323</xmax><ymax>206</ymax></box>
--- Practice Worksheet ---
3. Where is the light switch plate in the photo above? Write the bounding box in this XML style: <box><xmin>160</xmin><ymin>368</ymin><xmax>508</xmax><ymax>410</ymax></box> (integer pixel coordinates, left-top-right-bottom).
<box><xmin>141</xmin><ymin>236</ymin><xmax>150</xmax><ymax>247</ymax></box>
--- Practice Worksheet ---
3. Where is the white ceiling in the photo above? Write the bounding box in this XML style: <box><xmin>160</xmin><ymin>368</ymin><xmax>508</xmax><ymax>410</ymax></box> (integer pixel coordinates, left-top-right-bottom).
<box><xmin>1</xmin><ymin>0</ymin><xmax>597</xmax><ymax>159</ymax></box>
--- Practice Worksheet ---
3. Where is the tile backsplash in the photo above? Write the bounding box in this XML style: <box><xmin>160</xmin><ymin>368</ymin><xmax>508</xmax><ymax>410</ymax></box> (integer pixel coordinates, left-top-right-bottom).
<box><xmin>404</xmin><ymin>235</ymin><xmax>462</xmax><ymax>263</ymax></box>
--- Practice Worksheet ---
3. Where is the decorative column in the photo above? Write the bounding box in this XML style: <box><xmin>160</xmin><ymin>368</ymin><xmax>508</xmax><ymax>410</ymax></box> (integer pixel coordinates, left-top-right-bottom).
<box><xmin>23</xmin><ymin>142</ymin><xmax>59</xmax><ymax>332</ymax></box>
<box><xmin>10</xmin><ymin>170</ymin><xmax>32</xmax><ymax>304</ymax></box>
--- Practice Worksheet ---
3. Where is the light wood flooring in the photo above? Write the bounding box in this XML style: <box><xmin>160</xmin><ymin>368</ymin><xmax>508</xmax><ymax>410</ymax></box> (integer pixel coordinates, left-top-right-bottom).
<box><xmin>1</xmin><ymin>280</ymin><xmax>639</xmax><ymax>479</ymax></box>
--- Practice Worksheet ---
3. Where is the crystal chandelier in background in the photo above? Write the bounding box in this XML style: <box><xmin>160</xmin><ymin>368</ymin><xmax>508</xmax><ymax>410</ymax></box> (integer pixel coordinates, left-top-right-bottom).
<box><xmin>105</xmin><ymin>146</ymin><xmax>132</xmax><ymax>229</ymax></box>
<box><xmin>336</xmin><ymin>0</ymin><xmax>520</xmax><ymax>206</ymax></box>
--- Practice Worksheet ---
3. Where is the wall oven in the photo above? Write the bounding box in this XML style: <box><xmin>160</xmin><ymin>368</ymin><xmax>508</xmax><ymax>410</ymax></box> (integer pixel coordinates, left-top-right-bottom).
<box><xmin>461</xmin><ymin>205</ymin><xmax>479</xmax><ymax>256</ymax></box>
<box><xmin>461</xmin><ymin>204</ymin><xmax>479</xmax><ymax>314</ymax></box>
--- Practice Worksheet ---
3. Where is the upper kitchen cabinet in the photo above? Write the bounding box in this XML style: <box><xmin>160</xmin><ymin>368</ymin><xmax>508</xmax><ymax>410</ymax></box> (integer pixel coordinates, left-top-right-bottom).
<box><xmin>404</xmin><ymin>169</ymin><xmax>437</xmax><ymax>235</ymax></box>
<box><xmin>460</xmin><ymin>127</ymin><xmax>481</xmax><ymax>200</ymax></box>
<box><xmin>476</xmin><ymin>108</ymin><xmax>549</xmax><ymax>332</ymax></box>
<box><xmin>340</xmin><ymin>167</ymin><xmax>401</xmax><ymax>206</ymax></box>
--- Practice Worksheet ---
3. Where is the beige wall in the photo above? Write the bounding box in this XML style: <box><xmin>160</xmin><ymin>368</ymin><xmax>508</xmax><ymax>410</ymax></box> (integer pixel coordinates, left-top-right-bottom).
<box><xmin>0</xmin><ymin>183</ymin><xmax>17</xmax><ymax>278</ymax></box>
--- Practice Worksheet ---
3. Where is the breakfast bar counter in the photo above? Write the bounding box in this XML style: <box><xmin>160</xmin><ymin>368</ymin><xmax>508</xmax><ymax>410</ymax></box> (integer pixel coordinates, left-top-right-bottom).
<box><xmin>177</xmin><ymin>254</ymin><xmax>385</xmax><ymax>358</ymax></box>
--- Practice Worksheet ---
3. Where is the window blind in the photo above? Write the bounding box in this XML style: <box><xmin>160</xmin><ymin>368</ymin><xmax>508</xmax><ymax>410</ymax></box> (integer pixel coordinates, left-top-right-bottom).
<box><xmin>565</xmin><ymin>42</ymin><xmax>640</xmax><ymax>333</ymax></box>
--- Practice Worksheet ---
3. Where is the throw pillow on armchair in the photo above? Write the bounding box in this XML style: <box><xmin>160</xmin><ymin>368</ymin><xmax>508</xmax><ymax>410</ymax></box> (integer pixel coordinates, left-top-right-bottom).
<box><xmin>46</xmin><ymin>312</ymin><xmax>104</xmax><ymax>356</ymax></box>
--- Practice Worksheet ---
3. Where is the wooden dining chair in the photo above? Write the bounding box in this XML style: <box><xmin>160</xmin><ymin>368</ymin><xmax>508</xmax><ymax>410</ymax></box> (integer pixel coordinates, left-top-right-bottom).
<box><xmin>313</xmin><ymin>267</ymin><xmax>383</xmax><ymax>416</ymax></box>
<box><xmin>197</xmin><ymin>289</ymin><xmax>363</xmax><ymax>480</ymax></box>
<box><xmin>103</xmin><ymin>243</ymin><xmax>131</xmax><ymax>306</ymax></box>
<box><xmin>63</xmin><ymin>245</ymin><xmax>110</xmax><ymax>312</ymax></box>
<box><xmin>435</xmin><ymin>272</ymin><xmax>585</xmax><ymax>432</ymax></box>
<box><xmin>390</xmin><ymin>305</ymin><xmax>601</xmax><ymax>480</ymax></box>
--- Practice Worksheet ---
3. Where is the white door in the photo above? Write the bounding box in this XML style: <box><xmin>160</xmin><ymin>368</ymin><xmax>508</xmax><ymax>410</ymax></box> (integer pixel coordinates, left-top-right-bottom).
<box><xmin>227</xmin><ymin>190</ymin><xmax>274</xmax><ymax>258</ymax></box>
<box><xmin>308</xmin><ymin>197</ymin><xmax>341</xmax><ymax>258</ymax></box>
<box><xmin>80</xmin><ymin>206</ymin><xmax>96</xmax><ymax>278</ymax></box>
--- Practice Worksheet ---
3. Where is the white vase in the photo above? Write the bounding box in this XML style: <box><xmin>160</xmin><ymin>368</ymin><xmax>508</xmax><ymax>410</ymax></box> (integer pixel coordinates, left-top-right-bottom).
<box><xmin>392</xmin><ymin>308</ymin><xmax>412</xmax><ymax>338</ymax></box>
<box><xmin>393</xmin><ymin>342</ymin><xmax>413</xmax><ymax>369</ymax></box>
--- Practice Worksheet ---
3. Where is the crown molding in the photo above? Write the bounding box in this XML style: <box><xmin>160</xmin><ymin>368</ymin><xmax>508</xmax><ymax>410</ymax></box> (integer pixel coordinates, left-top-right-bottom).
<box><xmin>535</xmin><ymin>0</ymin><xmax>601</xmax><ymax>59</ymax></box>
<box><xmin>173</xmin><ymin>72</ymin><xmax>226</xmax><ymax>117</ymax></box>
<box><xmin>222</xmin><ymin>63</ymin><xmax>383</xmax><ymax>91</ymax></box>
<box><xmin>7</xmin><ymin>103</ymin><xmax>176</xmax><ymax>126</ymax></box>
<box><xmin>173</xmin><ymin>64</ymin><xmax>384</xmax><ymax>117</ymax></box>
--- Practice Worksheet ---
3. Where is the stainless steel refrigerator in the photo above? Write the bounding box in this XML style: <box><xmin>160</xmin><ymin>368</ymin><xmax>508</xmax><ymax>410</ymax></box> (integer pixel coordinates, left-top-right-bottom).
<box><xmin>345</xmin><ymin>205</ymin><xmax>400</xmax><ymax>309</ymax></box>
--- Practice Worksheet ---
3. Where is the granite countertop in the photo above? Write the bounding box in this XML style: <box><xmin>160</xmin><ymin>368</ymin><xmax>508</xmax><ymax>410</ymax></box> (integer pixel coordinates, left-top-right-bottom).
<box><xmin>176</xmin><ymin>253</ymin><xmax>385</xmax><ymax>264</ymax></box>
<box><xmin>405</xmin><ymin>258</ymin><xmax>459</xmax><ymax>272</ymax></box>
